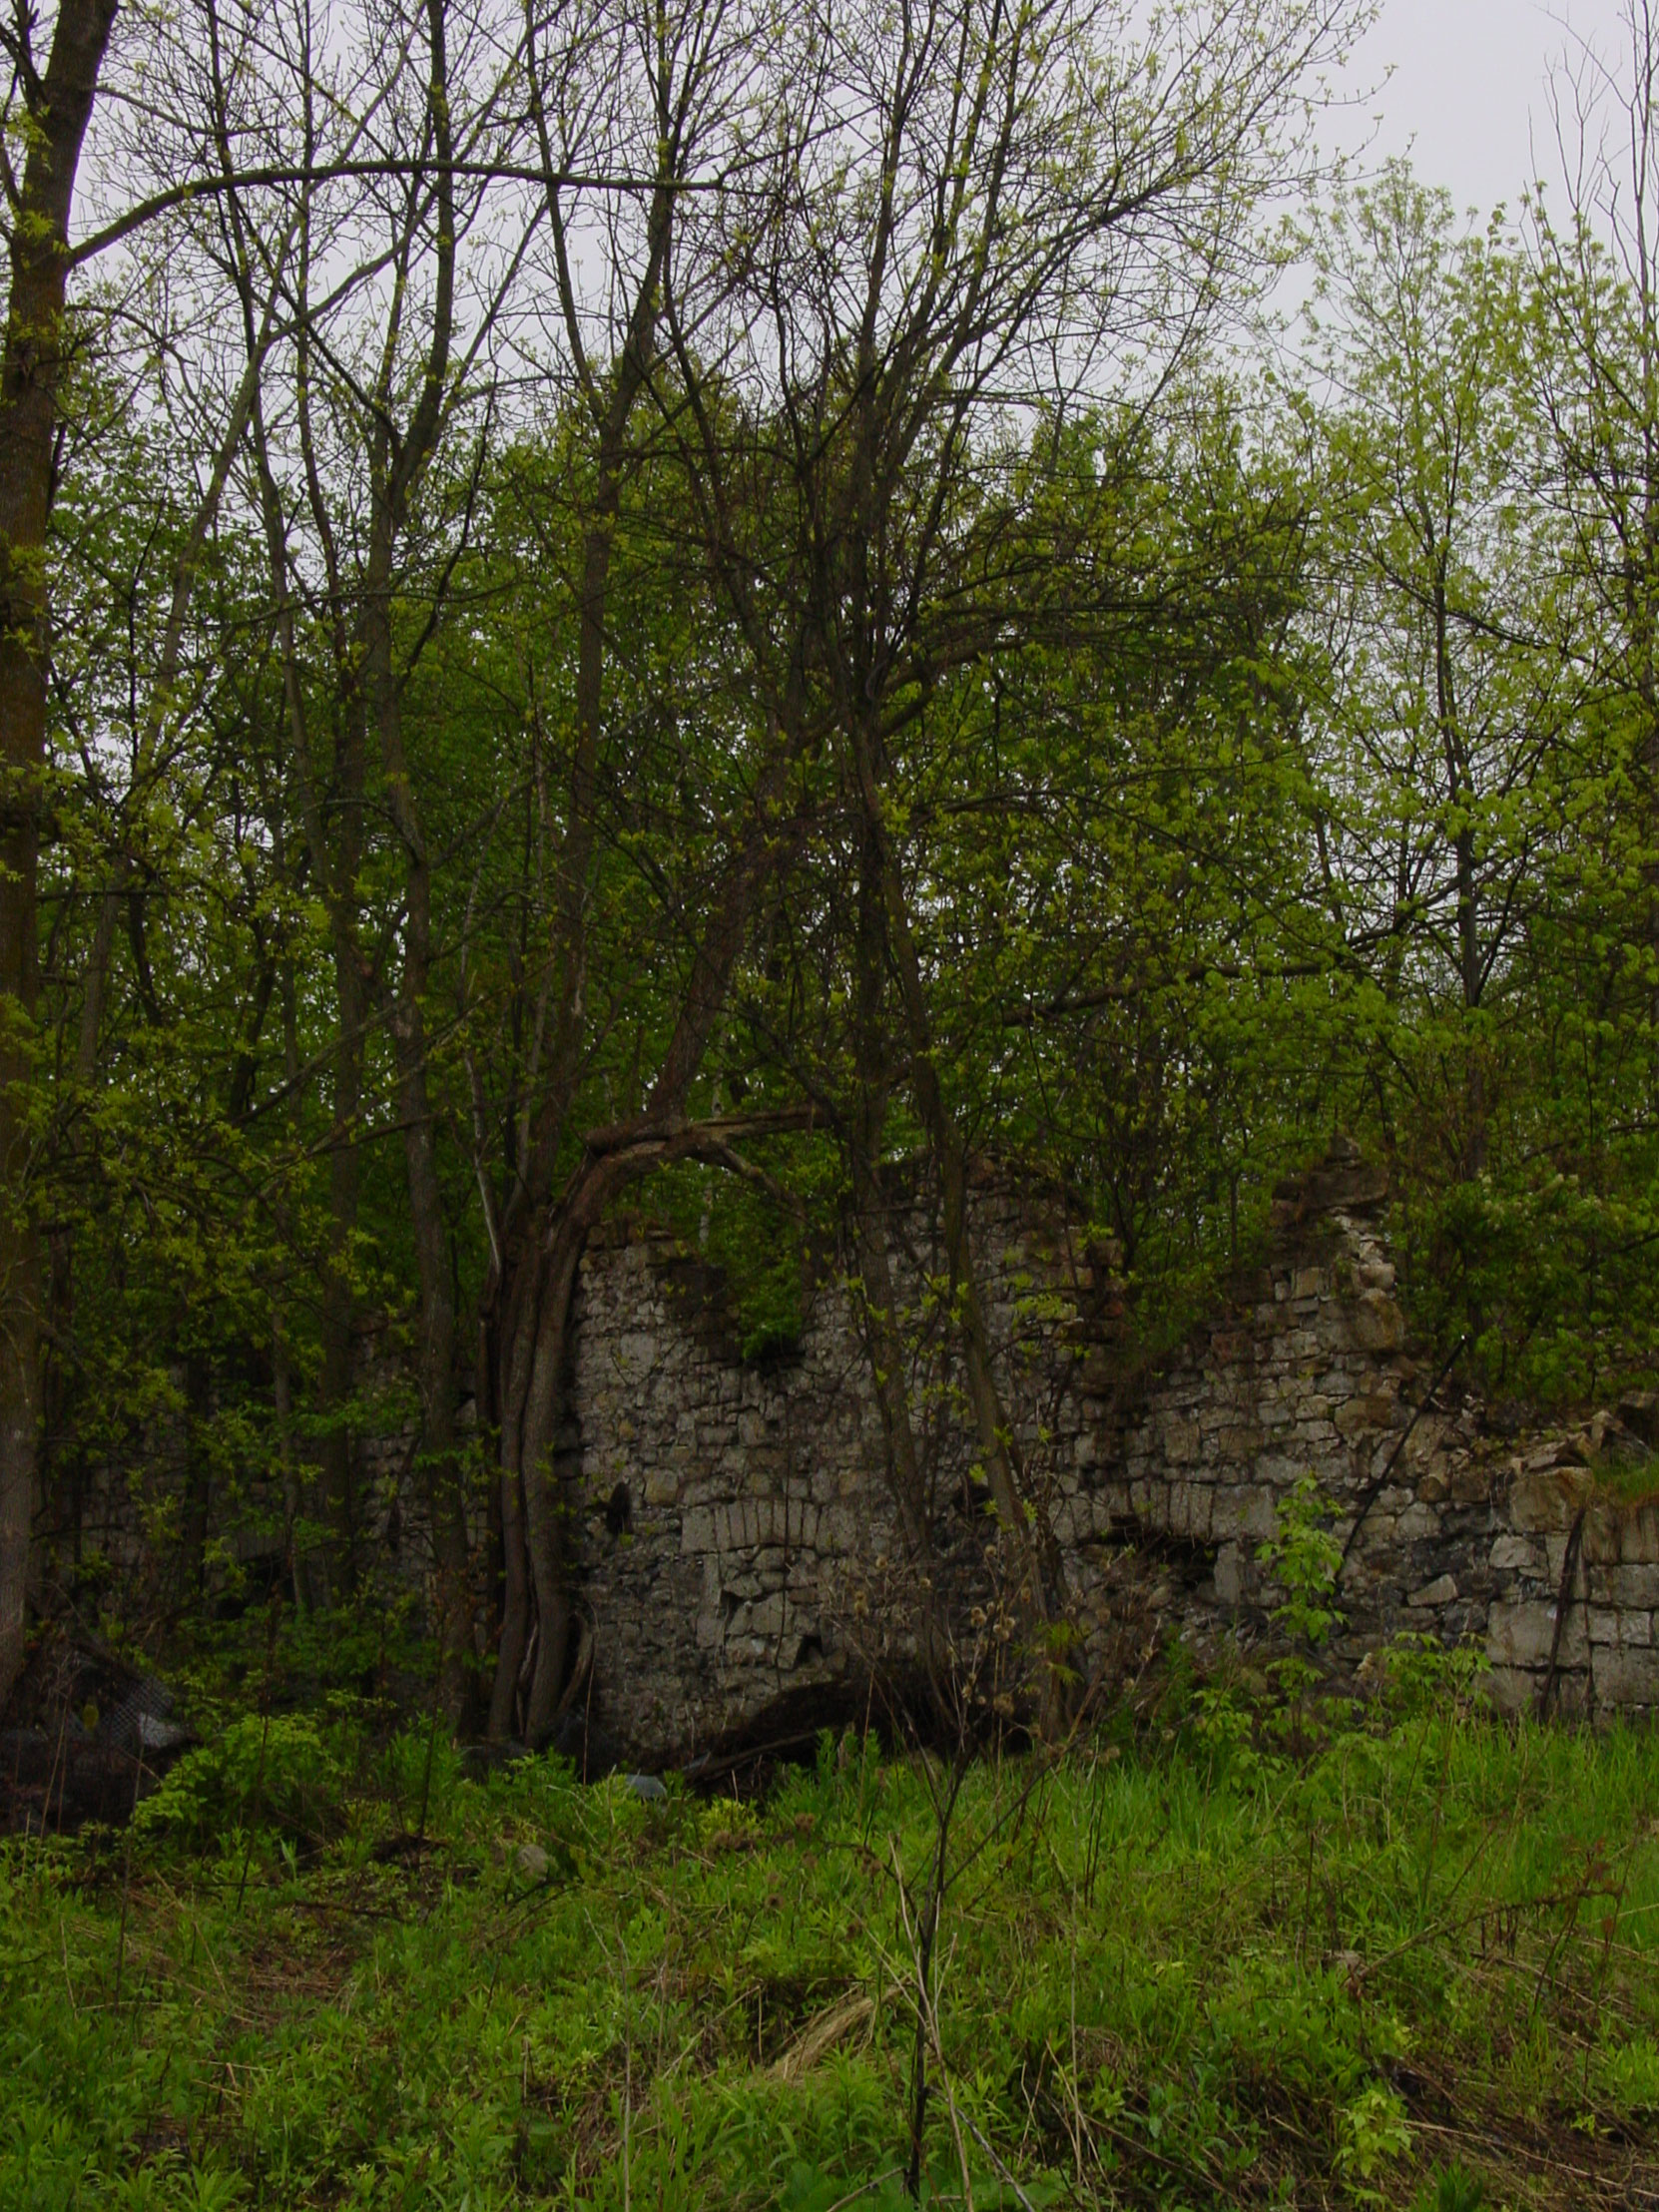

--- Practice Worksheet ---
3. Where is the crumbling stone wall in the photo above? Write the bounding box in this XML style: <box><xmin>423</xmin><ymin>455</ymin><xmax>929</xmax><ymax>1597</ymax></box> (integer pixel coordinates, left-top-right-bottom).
<box><xmin>567</xmin><ymin>1144</ymin><xmax>1659</xmax><ymax>1760</ymax></box>
<box><xmin>568</xmin><ymin>1180</ymin><xmax>1076</xmax><ymax>1756</ymax></box>
<box><xmin>1486</xmin><ymin>1439</ymin><xmax>1659</xmax><ymax>1718</ymax></box>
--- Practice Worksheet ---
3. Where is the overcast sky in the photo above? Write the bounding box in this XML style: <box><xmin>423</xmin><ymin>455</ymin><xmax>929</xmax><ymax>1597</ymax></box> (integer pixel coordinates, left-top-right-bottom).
<box><xmin>1327</xmin><ymin>0</ymin><xmax>1626</xmax><ymax>220</ymax></box>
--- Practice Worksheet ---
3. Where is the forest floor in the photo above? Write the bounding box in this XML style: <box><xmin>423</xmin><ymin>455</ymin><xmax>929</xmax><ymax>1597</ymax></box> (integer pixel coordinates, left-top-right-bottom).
<box><xmin>5</xmin><ymin>1680</ymin><xmax>1659</xmax><ymax>2212</ymax></box>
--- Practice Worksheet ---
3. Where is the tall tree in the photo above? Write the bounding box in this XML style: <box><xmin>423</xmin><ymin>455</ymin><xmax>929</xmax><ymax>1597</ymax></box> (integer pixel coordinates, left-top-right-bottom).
<box><xmin>1300</xmin><ymin>168</ymin><xmax>1573</xmax><ymax>1181</ymax></box>
<box><xmin>0</xmin><ymin>0</ymin><xmax>121</xmax><ymax>1706</ymax></box>
<box><xmin>1534</xmin><ymin>0</ymin><xmax>1659</xmax><ymax>966</ymax></box>
<box><xmin>664</xmin><ymin>0</ymin><xmax>1368</xmax><ymax>1698</ymax></box>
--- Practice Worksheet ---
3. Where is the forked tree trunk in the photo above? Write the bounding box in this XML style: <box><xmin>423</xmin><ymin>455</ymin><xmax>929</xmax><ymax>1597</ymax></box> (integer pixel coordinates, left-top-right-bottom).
<box><xmin>0</xmin><ymin>0</ymin><xmax>120</xmax><ymax>1713</ymax></box>
<box><xmin>484</xmin><ymin>683</ymin><xmax>812</xmax><ymax>1740</ymax></box>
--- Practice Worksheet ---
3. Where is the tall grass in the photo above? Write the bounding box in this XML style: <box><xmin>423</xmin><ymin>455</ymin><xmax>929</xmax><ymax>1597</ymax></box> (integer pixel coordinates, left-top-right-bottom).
<box><xmin>4</xmin><ymin>1690</ymin><xmax>1659</xmax><ymax>2208</ymax></box>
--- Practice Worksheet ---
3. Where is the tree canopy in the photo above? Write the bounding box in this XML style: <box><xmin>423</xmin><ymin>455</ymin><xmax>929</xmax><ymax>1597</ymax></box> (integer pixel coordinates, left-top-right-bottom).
<box><xmin>3</xmin><ymin>0</ymin><xmax>1657</xmax><ymax>1728</ymax></box>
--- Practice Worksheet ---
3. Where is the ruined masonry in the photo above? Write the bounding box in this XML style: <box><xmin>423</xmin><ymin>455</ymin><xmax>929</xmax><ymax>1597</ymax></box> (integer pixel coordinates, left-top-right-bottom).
<box><xmin>564</xmin><ymin>1143</ymin><xmax>1659</xmax><ymax>1760</ymax></box>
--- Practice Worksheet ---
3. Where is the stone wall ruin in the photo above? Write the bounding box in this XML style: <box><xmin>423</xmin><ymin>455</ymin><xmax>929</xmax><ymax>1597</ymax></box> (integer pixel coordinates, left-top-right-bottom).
<box><xmin>561</xmin><ymin>1144</ymin><xmax>1659</xmax><ymax>1760</ymax></box>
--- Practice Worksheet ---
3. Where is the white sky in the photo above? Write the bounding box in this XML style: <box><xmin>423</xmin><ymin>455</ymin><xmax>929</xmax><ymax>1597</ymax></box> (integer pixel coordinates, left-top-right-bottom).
<box><xmin>1327</xmin><ymin>0</ymin><xmax>1626</xmax><ymax>220</ymax></box>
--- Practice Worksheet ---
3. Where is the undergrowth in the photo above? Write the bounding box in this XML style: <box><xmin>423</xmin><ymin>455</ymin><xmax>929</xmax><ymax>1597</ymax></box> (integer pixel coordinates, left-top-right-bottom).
<box><xmin>5</xmin><ymin>1686</ymin><xmax>1659</xmax><ymax>2210</ymax></box>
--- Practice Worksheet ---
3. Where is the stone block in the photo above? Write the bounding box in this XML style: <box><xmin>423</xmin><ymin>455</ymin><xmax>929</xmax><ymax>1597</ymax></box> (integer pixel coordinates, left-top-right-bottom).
<box><xmin>1335</xmin><ymin>1395</ymin><xmax>1394</xmax><ymax>1439</ymax></box>
<box><xmin>1587</xmin><ymin>1607</ymin><xmax>1652</xmax><ymax>1647</ymax></box>
<box><xmin>1392</xmin><ymin>1503</ymin><xmax>1440</xmax><ymax>1541</ymax></box>
<box><xmin>1213</xmin><ymin>1542</ymin><xmax>1245</xmax><ymax>1605</ymax></box>
<box><xmin>824</xmin><ymin>1506</ymin><xmax>859</xmax><ymax>1554</ymax></box>
<box><xmin>1489</xmin><ymin>1533</ymin><xmax>1544</xmax><ymax>1575</ymax></box>
<box><xmin>1164</xmin><ymin>1418</ymin><xmax>1200</xmax><ymax>1466</ymax></box>
<box><xmin>1507</xmin><ymin>1465</ymin><xmax>1593</xmax><ymax>1532</ymax></box>
<box><xmin>1484</xmin><ymin>1664</ymin><xmax>1537</xmax><ymax>1717</ymax></box>
<box><xmin>1621</xmin><ymin>1502</ymin><xmax>1659</xmax><ymax>1564</ymax></box>
<box><xmin>1443</xmin><ymin>1458</ymin><xmax>1492</xmax><ymax>1505</ymax></box>
<box><xmin>618</xmin><ymin>1330</ymin><xmax>658</xmax><ymax>1377</ymax></box>
<box><xmin>1594</xmin><ymin>1645</ymin><xmax>1659</xmax><ymax>1706</ymax></box>
<box><xmin>1236</xmin><ymin>1488</ymin><xmax>1279</xmax><ymax>1539</ymax></box>
<box><xmin>1256</xmin><ymin>1452</ymin><xmax>1306</xmax><ymax>1488</ymax></box>
<box><xmin>644</xmin><ymin>1470</ymin><xmax>679</xmax><ymax>1509</ymax></box>
<box><xmin>1582</xmin><ymin>1503</ymin><xmax>1627</xmax><ymax>1566</ymax></box>
<box><xmin>1523</xmin><ymin>1438</ymin><xmax>1582</xmax><ymax>1473</ymax></box>
<box><xmin>1544</xmin><ymin>1531</ymin><xmax>1584</xmax><ymax>1587</ymax></box>
<box><xmin>1408</xmin><ymin>1573</ymin><xmax>1458</xmax><ymax>1608</ymax></box>
<box><xmin>1217</xmin><ymin>1423</ymin><xmax>1267</xmax><ymax>1459</ymax></box>
<box><xmin>1352</xmin><ymin>1289</ymin><xmax>1405</xmax><ymax>1352</ymax></box>
<box><xmin>1607</xmin><ymin>1564</ymin><xmax>1659</xmax><ymax>1607</ymax></box>
<box><xmin>1208</xmin><ymin>1488</ymin><xmax>1251</xmax><ymax>1539</ymax></box>
<box><xmin>680</xmin><ymin>1506</ymin><xmax>715</xmax><ymax>1555</ymax></box>
<box><xmin>1488</xmin><ymin>1597</ymin><xmax>1588</xmax><ymax>1670</ymax></box>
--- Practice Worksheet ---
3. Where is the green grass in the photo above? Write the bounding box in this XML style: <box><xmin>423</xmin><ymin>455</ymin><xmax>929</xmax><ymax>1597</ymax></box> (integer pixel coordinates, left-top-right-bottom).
<box><xmin>1594</xmin><ymin>1448</ymin><xmax>1659</xmax><ymax>1508</ymax></box>
<box><xmin>5</xmin><ymin>1686</ymin><xmax>1659</xmax><ymax>2210</ymax></box>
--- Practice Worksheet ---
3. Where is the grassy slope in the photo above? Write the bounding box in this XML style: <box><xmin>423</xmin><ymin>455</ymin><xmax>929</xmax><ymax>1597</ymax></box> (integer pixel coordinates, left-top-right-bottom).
<box><xmin>5</xmin><ymin>1696</ymin><xmax>1659</xmax><ymax>2211</ymax></box>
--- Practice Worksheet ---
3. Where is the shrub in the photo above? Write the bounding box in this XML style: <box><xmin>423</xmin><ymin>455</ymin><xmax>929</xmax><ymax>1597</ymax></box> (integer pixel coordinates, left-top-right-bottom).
<box><xmin>133</xmin><ymin>1712</ymin><xmax>354</xmax><ymax>1846</ymax></box>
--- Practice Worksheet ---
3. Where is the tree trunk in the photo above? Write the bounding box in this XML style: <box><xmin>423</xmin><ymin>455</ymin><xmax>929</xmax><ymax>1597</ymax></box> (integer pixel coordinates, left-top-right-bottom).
<box><xmin>374</xmin><ymin>603</ymin><xmax>475</xmax><ymax>1728</ymax></box>
<box><xmin>1434</xmin><ymin>564</ymin><xmax>1486</xmax><ymax>1178</ymax></box>
<box><xmin>0</xmin><ymin>0</ymin><xmax>120</xmax><ymax>1711</ymax></box>
<box><xmin>485</xmin><ymin>686</ymin><xmax>811</xmax><ymax>1738</ymax></box>
<box><xmin>854</xmin><ymin>732</ymin><xmax>1059</xmax><ymax>1603</ymax></box>
<box><xmin>848</xmin><ymin>827</ymin><xmax>931</xmax><ymax>1565</ymax></box>
<box><xmin>478</xmin><ymin>125</ymin><xmax>687</xmax><ymax>1739</ymax></box>
<box><xmin>180</xmin><ymin>1351</ymin><xmax>214</xmax><ymax>1606</ymax></box>
<box><xmin>317</xmin><ymin>936</ymin><xmax>366</xmax><ymax>1590</ymax></box>
<box><xmin>847</xmin><ymin>722</ymin><xmax>1071</xmax><ymax>1729</ymax></box>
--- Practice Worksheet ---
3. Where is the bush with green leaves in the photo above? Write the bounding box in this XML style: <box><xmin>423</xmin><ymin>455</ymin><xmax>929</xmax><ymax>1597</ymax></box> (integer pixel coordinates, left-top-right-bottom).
<box><xmin>133</xmin><ymin>1711</ymin><xmax>357</xmax><ymax>1848</ymax></box>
